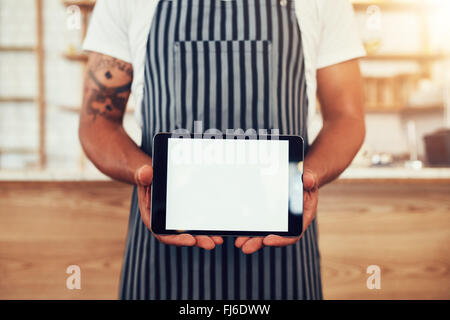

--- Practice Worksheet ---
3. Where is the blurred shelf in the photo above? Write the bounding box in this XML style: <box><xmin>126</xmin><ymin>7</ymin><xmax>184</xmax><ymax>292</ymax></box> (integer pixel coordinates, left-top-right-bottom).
<box><xmin>0</xmin><ymin>46</ymin><xmax>35</xmax><ymax>52</ymax></box>
<box><xmin>0</xmin><ymin>147</ymin><xmax>37</xmax><ymax>155</ymax></box>
<box><xmin>0</xmin><ymin>97</ymin><xmax>36</xmax><ymax>103</ymax></box>
<box><xmin>400</xmin><ymin>104</ymin><xmax>444</xmax><ymax>115</ymax></box>
<box><xmin>352</xmin><ymin>1</ymin><xmax>441</xmax><ymax>11</ymax></box>
<box><xmin>62</xmin><ymin>0</ymin><xmax>95</xmax><ymax>9</ymax></box>
<box><xmin>59</xmin><ymin>105</ymin><xmax>82</xmax><ymax>113</ymax></box>
<box><xmin>365</xmin><ymin>105</ymin><xmax>404</xmax><ymax>113</ymax></box>
<box><xmin>362</xmin><ymin>53</ymin><xmax>449</xmax><ymax>62</ymax></box>
<box><xmin>63</xmin><ymin>51</ymin><xmax>88</xmax><ymax>62</ymax></box>
<box><xmin>365</xmin><ymin>103</ymin><xmax>444</xmax><ymax>114</ymax></box>
<box><xmin>59</xmin><ymin>105</ymin><xmax>135</xmax><ymax>114</ymax></box>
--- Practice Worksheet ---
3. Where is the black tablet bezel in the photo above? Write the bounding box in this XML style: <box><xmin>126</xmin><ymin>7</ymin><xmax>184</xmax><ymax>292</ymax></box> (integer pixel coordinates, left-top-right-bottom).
<box><xmin>151</xmin><ymin>132</ymin><xmax>304</xmax><ymax>237</ymax></box>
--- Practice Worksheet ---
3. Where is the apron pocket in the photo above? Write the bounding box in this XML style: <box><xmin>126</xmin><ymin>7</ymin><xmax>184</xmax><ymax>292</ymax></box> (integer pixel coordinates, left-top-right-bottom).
<box><xmin>173</xmin><ymin>40</ymin><xmax>273</xmax><ymax>132</ymax></box>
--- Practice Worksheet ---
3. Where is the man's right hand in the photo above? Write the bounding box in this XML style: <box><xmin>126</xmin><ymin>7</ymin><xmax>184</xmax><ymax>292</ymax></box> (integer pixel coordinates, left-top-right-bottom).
<box><xmin>135</xmin><ymin>164</ymin><xmax>223</xmax><ymax>250</ymax></box>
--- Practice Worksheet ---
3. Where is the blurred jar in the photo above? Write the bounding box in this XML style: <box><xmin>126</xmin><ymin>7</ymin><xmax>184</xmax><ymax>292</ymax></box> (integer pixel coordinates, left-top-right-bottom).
<box><xmin>363</xmin><ymin>4</ymin><xmax>383</xmax><ymax>55</ymax></box>
<box><xmin>64</xmin><ymin>4</ymin><xmax>83</xmax><ymax>54</ymax></box>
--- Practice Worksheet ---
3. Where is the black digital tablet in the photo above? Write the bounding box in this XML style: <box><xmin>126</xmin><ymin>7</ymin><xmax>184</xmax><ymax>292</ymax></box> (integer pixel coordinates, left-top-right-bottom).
<box><xmin>151</xmin><ymin>131</ymin><xmax>304</xmax><ymax>237</ymax></box>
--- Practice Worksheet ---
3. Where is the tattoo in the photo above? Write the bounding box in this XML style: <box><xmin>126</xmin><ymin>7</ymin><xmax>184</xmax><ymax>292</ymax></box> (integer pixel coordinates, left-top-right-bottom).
<box><xmin>91</xmin><ymin>57</ymin><xmax>133</xmax><ymax>77</ymax></box>
<box><xmin>83</xmin><ymin>55</ymin><xmax>132</xmax><ymax>124</ymax></box>
<box><xmin>86</xmin><ymin>103</ymin><xmax>121</xmax><ymax>123</ymax></box>
<box><xmin>88</xmin><ymin>70</ymin><xmax>131</xmax><ymax>95</ymax></box>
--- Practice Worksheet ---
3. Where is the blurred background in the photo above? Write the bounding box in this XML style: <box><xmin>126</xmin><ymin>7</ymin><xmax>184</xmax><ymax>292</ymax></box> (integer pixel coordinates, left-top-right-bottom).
<box><xmin>0</xmin><ymin>0</ymin><xmax>449</xmax><ymax>300</ymax></box>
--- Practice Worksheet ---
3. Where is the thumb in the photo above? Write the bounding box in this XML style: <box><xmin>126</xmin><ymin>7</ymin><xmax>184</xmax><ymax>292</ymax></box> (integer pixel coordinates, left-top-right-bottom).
<box><xmin>302</xmin><ymin>169</ymin><xmax>318</xmax><ymax>191</ymax></box>
<box><xmin>135</xmin><ymin>165</ymin><xmax>153</xmax><ymax>186</ymax></box>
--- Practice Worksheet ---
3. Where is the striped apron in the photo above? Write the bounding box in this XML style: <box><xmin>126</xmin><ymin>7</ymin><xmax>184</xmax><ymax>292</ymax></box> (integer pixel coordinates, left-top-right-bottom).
<box><xmin>119</xmin><ymin>0</ymin><xmax>322</xmax><ymax>300</ymax></box>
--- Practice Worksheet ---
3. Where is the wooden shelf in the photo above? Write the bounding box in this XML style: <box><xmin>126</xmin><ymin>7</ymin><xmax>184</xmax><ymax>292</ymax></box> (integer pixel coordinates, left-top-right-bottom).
<box><xmin>62</xmin><ymin>0</ymin><xmax>95</xmax><ymax>9</ymax></box>
<box><xmin>0</xmin><ymin>97</ymin><xmax>36</xmax><ymax>103</ymax></box>
<box><xmin>353</xmin><ymin>1</ymin><xmax>440</xmax><ymax>11</ymax></box>
<box><xmin>0</xmin><ymin>46</ymin><xmax>35</xmax><ymax>52</ymax></box>
<box><xmin>59</xmin><ymin>105</ymin><xmax>82</xmax><ymax>113</ymax></box>
<box><xmin>400</xmin><ymin>104</ymin><xmax>444</xmax><ymax>115</ymax></box>
<box><xmin>0</xmin><ymin>147</ymin><xmax>38</xmax><ymax>155</ymax></box>
<box><xmin>365</xmin><ymin>104</ymin><xmax>444</xmax><ymax>114</ymax></box>
<box><xmin>63</xmin><ymin>51</ymin><xmax>88</xmax><ymax>62</ymax></box>
<box><xmin>59</xmin><ymin>105</ymin><xmax>135</xmax><ymax>114</ymax></box>
<box><xmin>362</xmin><ymin>53</ymin><xmax>449</xmax><ymax>62</ymax></box>
<box><xmin>365</xmin><ymin>106</ymin><xmax>404</xmax><ymax>113</ymax></box>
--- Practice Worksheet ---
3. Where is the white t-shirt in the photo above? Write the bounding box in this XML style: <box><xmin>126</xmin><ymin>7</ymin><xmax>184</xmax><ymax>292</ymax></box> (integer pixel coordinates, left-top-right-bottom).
<box><xmin>83</xmin><ymin>0</ymin><xmax>365</xmax><ymax>126</ymax></box>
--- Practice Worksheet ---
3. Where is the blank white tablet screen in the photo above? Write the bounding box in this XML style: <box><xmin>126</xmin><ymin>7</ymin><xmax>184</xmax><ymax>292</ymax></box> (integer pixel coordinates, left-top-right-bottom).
<box><xmin>165</xmin><ymin>138</ymin><xmax>289</xmax><ymax>232</ymax></box>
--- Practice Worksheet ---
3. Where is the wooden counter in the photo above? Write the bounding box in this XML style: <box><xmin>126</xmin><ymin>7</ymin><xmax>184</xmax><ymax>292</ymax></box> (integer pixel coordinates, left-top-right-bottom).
<box><xmin>318</xmin><ymin>180</ymin><xmax>449</xmax><ymax>299</ymax></box>
<box><xmin>0</xmin><ymin>179</ymin><xmax>449</xmax><ymax>299</ymax></box>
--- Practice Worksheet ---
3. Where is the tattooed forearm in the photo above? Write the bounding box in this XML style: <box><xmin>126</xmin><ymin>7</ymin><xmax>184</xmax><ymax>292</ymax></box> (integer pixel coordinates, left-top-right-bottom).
<box><xmin>79</xmin><ymin>53</ymin><xmax>150</xmax><ymax>186</ymax></box>
<box><xmin>82</xmin><ymin>53</ymin><xmax>133</xmax><ymax>124</ymax></box>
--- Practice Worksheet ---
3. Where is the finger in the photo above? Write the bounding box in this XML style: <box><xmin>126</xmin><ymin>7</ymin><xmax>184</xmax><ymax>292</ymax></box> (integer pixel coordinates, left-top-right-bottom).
<box><xmin>211</xmin><ymin>236</ymin><xmax>224</xmax><ymax>245</ymax></box>
<box><xmin>263</xmin><ymin>234</ymin><xmax>299</xmax><ymax>247</ymax></box>
<box><xmin>135</xmin><ymin>165</ymin><xmax>153</xmax><ymax>186</ymax></box>
<box><xmin>302</xmin><ymin>206</ymin><xmax>316</xmax><ymax>232</ymax></box>
<box><xmin>137</xmin><ymin>192</ymin><xmax>151</xmax><ymax>229</ymax></box>
<box><xmin>136</xmin><ymin>186</ymin><xmax>151</xmax><ymax>228</ymax></box>
<box><xmin>235</xmin><ymin>237</ymin><xmax>250</xmax><ymax>248</ymax></box>
<box><xmin>140</xmin><ymin>205</ymin><xmax>151</xmax><ymax>229</ymax></box>
<box><xmin>157</xmin><ymin>234</ymin><xmax>196</xmax><ymax>247</ymax></box>
<box><xmin>241</xmin><ymin>237</ymin><xmax>264</xmax><ymax>254</ymax></box>
<box><xmin>137</xmin><ymin>185</ymin><xmax>146</xmax><ymax>205</ymax></box>
<box><xmin>303</xmin><ymin>191</ymin><xmax>318</xmax><ymax>232</ymax></box>
<box><xmin>195</xmin><ymin>236</ymin><xmax>215</xmax><ymax>250</ymax></box>
<box><xmin>302</xmin><ymin>169</ymin><xmax>318</xmax><ymax>191</ymax></box>
<box><xmin>145</xmin><ymin>186</ymin><xmax>151</xmax><ymax>210</ymax></box>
